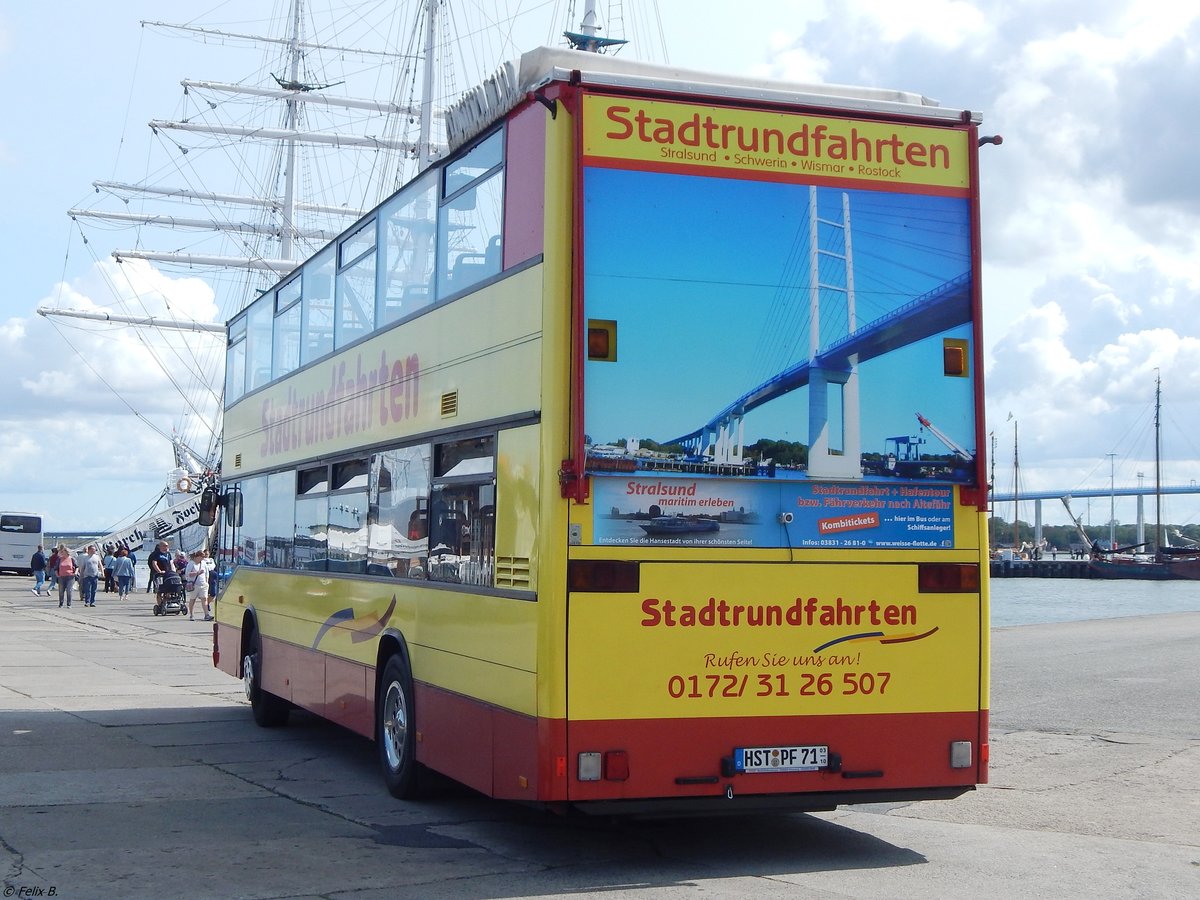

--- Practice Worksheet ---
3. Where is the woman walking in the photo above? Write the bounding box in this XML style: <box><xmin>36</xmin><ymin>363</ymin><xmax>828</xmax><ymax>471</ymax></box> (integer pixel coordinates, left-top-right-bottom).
<box><xmin>111</xmin><ymin>548</ymin><xmax>135</xmax><ymax>600</ymax></box>
<box><xmin>54</xmin><ymin>544</ymin><xmax>77</xmax><ymax>608</ymax></box>
<box><xmin>102</xmin><ymin>549</ymin><xmax>117</xmax><ymax>593</ymax></box>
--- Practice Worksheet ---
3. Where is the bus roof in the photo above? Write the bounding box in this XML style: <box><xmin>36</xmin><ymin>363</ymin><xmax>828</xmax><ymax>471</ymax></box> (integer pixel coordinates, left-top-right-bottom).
<box><xmin>446</xmin><ymin>46</ymin><xmax>982</xmax><ymax>152</ymax></box>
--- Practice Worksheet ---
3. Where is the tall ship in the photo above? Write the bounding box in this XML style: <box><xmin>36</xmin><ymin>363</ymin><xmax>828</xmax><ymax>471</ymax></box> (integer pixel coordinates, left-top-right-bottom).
<box><xmin>44</xmin><ymin>1</ymin><xmax>664</xmax><ymax>544</ymax></box>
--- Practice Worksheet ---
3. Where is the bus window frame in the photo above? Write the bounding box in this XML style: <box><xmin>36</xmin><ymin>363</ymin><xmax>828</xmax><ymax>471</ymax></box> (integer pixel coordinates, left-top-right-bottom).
<box><xmin>272</xmin><ymin>275</ymin><xmax>303</xmax><ymax>380</ymax></box>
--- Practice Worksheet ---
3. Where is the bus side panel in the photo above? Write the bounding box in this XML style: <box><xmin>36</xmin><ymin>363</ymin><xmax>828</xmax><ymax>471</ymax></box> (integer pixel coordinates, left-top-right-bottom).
<box><xmin>289</xmin><ymin>642</ymin><xmax>327</xmax><ymax>716</ymax></box>
<box><xmin>490</xmin><ymin>705</ymin><xmax>540</xmax><ymax>801</ymax></box>
<box><xmin>214</xmin><ymin>621</ymin><xmax>241</xmax><ymax>679</ymax></box>
<box><xmin>261</xmin><ymin>634</ymin><xmax>295</xmax><ymax>703</ymax></box>
<box><xmin>414</xmin><ymin>682</ymin><xmax>540</xmax><ymax>801</ymax></box>
<box><xmin>415</xmin><ymin>682</ymin><xmax>493</xmax><ymax>795</ymax></box>
<box><xmin>326</xmin><ymin>653</ymin><xmax>374</xmax><ymax>738</ymax></box>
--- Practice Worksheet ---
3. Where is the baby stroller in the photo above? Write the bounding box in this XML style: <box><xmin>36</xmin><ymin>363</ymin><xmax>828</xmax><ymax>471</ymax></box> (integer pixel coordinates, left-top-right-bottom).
<box><xmin>153</xmin><ymin>572</ymin><xmax>187</xmax><ymax>616</ymax></box>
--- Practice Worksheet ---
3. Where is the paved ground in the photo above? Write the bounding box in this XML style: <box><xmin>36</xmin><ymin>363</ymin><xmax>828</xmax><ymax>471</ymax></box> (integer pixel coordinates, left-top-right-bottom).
<box><xmin>0</xmin><ymin>577</ymin><xmax>1197</xmax><ymax>899</ymax></box>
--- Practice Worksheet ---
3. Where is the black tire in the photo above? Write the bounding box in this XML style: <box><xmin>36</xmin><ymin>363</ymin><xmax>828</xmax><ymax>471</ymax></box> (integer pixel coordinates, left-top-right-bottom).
<box><xmin>243</xmin><ymin>628</ymin><xmax>290</xmax><ymax>727</ymax></box>
<box><xmin>377</xmin><ymin>654</ymin><xmax>422</xmax><ymax>799</ymax></box>
<box><xmin>153</xmin><ymin>605</ymin><xmax>162</xmax><ymax>616</ymax></box>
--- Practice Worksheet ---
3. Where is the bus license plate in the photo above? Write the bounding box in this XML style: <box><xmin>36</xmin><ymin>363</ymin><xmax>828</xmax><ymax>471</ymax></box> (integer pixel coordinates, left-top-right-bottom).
<box><xmin>735</xmin><ymin>745</ymin><xmax>828</xmax><ymax>773</ymax></box>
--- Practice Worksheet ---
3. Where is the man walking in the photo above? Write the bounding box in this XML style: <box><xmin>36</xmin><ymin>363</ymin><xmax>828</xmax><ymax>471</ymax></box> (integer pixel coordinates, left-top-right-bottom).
<box><xmin>30</xmin><ymin>545</ymin><xmax>47</xmax><ymax>596</ymax></box>
<box><xmin>80</xmin><ymin>545</ymin><xmax>104</xmax><ymax>608</ymax></box>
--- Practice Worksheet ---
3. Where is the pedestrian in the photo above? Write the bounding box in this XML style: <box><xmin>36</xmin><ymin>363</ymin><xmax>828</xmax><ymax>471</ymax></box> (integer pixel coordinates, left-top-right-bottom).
<box><xmin>30</xmin><ymin>544</ymin><xmax>47</xmax><ymax>596</ymax></box>
<box><xmin>184</xmin><ymin>550</ymin><xmax>214</xmax><ymax>621</ymax></box>
<box><xmin>46</xmin><ymin>546</ymin><xmax>60</xmax><ymax>594</ymax></box>
<box><xmin>54</xmin><ymin>543</ymin><xmax>77</xmax><ymax>608</ymax></box>
<box><xmin>111</xmin><ymin>548</ymin><xmax>135</xmax><ymax>600</ymax></box>
<box><xmin>204</xmin><ymin>549</ymin><xmax>219</xmax><ymax>598</ymax></box>
<box><xmin>102</xmin><ymin>549</ymin><xmax>117</xmax><ymax>592</ymax></box>
<box><xmin>173</xmin><ymin>550</ymin><xmax>188</xmax><ymax>576</ymax></box>
<box><xmin>147</xmin><ymin>541</ymin><xmax>171</xmax><ymax>594</ymax></box>
<box><xmin>80</xmin><ymin>545</ymin><xmax>103</xmax><ymax>607</ymax></box>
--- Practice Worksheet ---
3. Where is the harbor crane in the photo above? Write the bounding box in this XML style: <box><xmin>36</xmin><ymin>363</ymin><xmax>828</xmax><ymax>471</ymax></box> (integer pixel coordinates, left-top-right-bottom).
<box><xmin>915</xmin><ymin>412</ymin><xmax>972</xmax><ymax>461</ymax></box>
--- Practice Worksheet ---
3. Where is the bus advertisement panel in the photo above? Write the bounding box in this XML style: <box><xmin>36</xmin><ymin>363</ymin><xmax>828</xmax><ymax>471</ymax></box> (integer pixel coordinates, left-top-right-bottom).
<box><xmin>580</xmin><ymin>93</ymin><xmax>980</xmax><ymax>506</ymax></box>
<box><xmin>567</xmin><ymin>87</ymin><xmax>987</xmax><ymax>807</ymax></box>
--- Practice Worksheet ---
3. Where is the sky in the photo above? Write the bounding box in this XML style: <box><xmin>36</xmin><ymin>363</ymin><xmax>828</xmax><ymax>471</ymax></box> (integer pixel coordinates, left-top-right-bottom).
<box><xmin>3</xmin><ymin>0</ymin><xmax>1200</xmax><ymax>533</ymax></box>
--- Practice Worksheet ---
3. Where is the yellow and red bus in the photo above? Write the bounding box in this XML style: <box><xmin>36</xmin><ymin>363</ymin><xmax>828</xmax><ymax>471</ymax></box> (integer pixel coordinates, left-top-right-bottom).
<box><xmin>212</xmin><ymin>47</ymin><xmax>991</xmax><ymax>813</ymax></box>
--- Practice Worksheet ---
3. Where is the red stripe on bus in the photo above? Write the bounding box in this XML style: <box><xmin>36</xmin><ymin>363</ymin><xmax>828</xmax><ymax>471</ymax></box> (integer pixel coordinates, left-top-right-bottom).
<box><xmin>565</xmin><ymin>710</ymin><xmax>983</xmax><ymax>801</ymax></box>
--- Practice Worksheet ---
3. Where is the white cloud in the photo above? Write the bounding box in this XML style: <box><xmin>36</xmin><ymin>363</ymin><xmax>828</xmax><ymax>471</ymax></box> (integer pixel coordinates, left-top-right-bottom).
<box><xmin>0</xmin><ymin>257</ymin><xmax>223</xmax><ymax>530</ymax></box>
<box><xmin>854</xmin><ymin>0</ymin><xmax>990</xmax><ymax>48</ymax></box>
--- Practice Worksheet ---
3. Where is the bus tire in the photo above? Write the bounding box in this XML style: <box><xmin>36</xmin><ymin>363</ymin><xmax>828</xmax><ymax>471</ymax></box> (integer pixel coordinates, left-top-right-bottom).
<box><xmin>243</xmin><ymin>628</ymin><xmax>290</xmax><ymax>727</ymax></box>
<box><xmin>377</xmin><ymin>654</ymin><xmax>421</xmax><ymax>799</ymax></box>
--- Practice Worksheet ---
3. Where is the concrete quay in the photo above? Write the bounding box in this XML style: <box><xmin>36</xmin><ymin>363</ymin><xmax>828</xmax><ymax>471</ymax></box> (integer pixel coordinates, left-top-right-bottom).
<box><xmin>990</xmin><ymin>557</ymin><xmax>1093</xmax><ymax>578</ymax></box>
<box><xmin>0</xmin><ymin>576</ymin><xmax>1196</xmax><ymax>899</ymax></box>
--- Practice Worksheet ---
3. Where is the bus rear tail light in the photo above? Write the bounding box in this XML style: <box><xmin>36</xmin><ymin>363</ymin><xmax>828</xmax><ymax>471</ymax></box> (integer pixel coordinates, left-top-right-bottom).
<box><xmin>568</xmin><ymin>559</ymin><xmax>640</xmax><ymax>593</ymax></box>
<box><xmin>577</xmin><ymin>751</ymin><xmax>629</xmax><ymax>782</ymax></box>
<box><xmin>604</xmin><ymin>751</ymin><xmax>629</xmax><ymax>781</ymax></box>
<box><xmin>917</xmin><ymin>563</ymin><xmax>979</xmax><ymax>593</ymax></box>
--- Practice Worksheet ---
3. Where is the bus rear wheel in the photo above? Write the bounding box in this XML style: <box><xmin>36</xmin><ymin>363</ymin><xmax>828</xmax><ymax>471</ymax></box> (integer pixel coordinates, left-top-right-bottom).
<box><xmin>377</xmin><ymin>654</ymin><xmax>421</xmax><ymax>799</ymax></box>
<box><xmin>243</xmin><ymin>629</ymin><xmax>290</xmax><ymax>727</ymax></box>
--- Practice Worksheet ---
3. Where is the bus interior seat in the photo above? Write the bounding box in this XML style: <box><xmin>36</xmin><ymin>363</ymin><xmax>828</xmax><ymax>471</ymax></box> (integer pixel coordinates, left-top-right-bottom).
<box><xmin>450</xmin><ymin>236</ymin><xmax>501</xmax><ymax>288</ymax></box>
<box><xmin>484</xmin><ymin>235</ymin><xmax>501</xmax><ymax>271</ymax></box>
<box><xmin>450</xmin><ymin>251</ymin><xmax>487</xmax><ymax>287</ymax></box>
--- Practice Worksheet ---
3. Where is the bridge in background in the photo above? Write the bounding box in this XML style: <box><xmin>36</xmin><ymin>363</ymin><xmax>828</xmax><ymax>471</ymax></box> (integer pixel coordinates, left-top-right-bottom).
<box><xmin>991</xmin><ymin>483</ymin><xmax>1200</xmax><ymax>548</ymax></box>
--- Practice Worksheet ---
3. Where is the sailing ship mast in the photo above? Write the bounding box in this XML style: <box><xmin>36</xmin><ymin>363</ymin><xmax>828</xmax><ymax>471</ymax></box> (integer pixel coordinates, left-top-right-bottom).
<box><xmin>69</xmin><ymin>0</ymin><xmax>427</xmax><ymax>280</ymax></box>
<box><xmin>66</xmin><ymin>0</ymin><xmax>640</xmax><ymax>291</ymax></box>
<box><xmin>34</xmin><ymin>307</ymin><xmax>223</xmax><ymax>333</ymax></box>
<box><xmin>47</xmin><ymin>1</ymin><xmax>654</xmax><ymax>482</ymax></box>
<box><xmin>1012</xmin><ymin>419</ymin><xmax>1020</xmax><ymax>549</ymax></box>
<box><xmin>1154</xmin><ymin>372</ymin><xmax>1163</xmax><ymax>556</ymax></box>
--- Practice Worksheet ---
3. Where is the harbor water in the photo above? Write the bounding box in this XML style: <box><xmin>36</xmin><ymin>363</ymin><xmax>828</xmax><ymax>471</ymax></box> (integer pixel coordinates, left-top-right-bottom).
<box><xmin>990</xmin><ymin>576</ymin><xmax>1200</xmax><ymax>627</ymax></box>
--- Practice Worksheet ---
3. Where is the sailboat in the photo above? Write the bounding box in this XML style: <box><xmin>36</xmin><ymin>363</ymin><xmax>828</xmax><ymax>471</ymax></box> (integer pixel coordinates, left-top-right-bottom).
<box><xmin>1086</xmin><ymin>375</ymin><xmax>1200</xmax><ymax>580</ymax></box>
<box><xmin>45</xmin><ymin>0</ymin><xmax>662</xmax><ymax>538</ymax></box>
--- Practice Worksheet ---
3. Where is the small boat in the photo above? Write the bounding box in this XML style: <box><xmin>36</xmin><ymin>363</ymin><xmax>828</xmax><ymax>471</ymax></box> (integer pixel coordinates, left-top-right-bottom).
<box><xmin>1088</xmin><ymin>551</ymin><xmax>1200</xmax><ymax>580</ymax></box>
<box><xmin>638</xmin><ymin>516</ymin><xmax>720</xmax><ymax>536</ymax></box>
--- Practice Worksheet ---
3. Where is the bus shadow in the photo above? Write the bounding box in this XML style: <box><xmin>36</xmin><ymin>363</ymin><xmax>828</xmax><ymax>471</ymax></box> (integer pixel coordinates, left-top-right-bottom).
<box><xmin>0</xmin><ymin>703</ymin><xmax>926</xmax><ymax>895</ymax></box>
<box><xmin>407</xmin><ymin>805</ymin><xmax>929</xmax><ymax>892</ymax></box>
<box><xmin>117</xmin><ymin>705</ymin><xmax>929</xmax><ymax>884</ymax></box>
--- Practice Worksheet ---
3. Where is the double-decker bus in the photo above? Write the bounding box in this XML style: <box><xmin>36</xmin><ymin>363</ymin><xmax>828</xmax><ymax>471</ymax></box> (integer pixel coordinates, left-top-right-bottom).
<box><xmin>0</xmin><ymin>512</ymin><xmax>44</xmax><ymax>576</ymax></box>
<box><xmin>212</xmin><ymin>47</ymin><xmax>991</xmax><ymax>813</ymax></box>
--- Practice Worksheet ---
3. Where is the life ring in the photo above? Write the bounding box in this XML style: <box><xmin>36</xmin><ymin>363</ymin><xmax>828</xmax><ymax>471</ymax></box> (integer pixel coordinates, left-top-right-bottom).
<box><xmin>176</xmin><ymin>477</ymin><xmax>192</xmax><ymax>493</ymax></box>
